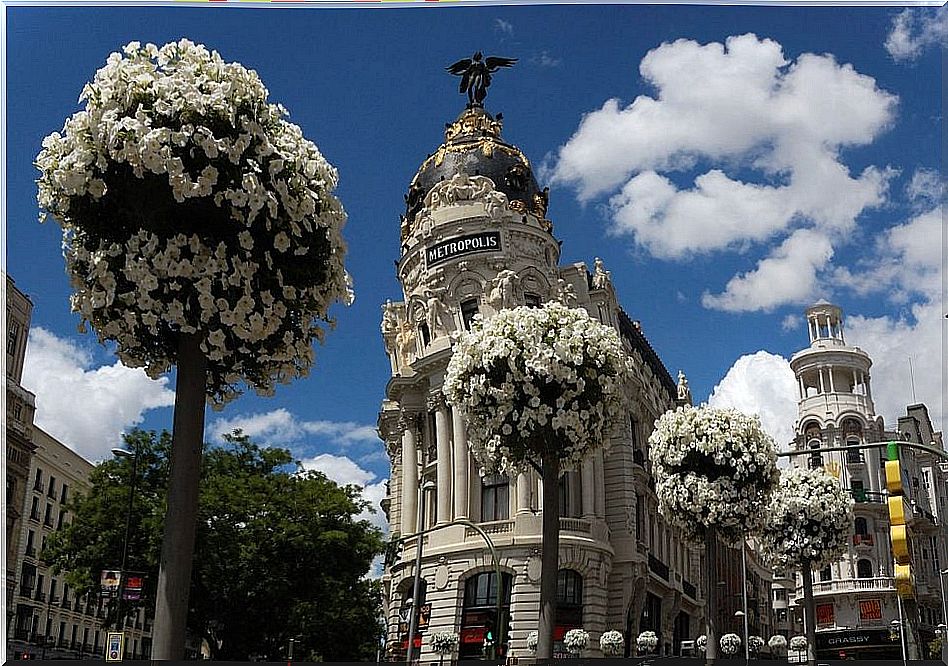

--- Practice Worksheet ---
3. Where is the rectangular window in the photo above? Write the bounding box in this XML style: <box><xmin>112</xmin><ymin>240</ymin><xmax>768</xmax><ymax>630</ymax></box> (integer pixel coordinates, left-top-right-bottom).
<box><xmin>558</xmin><ymin>476</ymin><xmax>570</xmax><ymax>517</ymax></box>
<box><xmin>460</xmin><ymin>299</ymin><xmax>479</xmax><ymax>331</ymax></box>
<box><xmin>47</xmin><ymin>476</ymin><xmax>56</xmax><ymax>498</ymax></box>
<box><xmin>29</xmin><ymin>497</ymin><xmax>39</xmax><ymax>521</ymax></box>
<box><xmin>60</xmin><ymin>484</ymin><xmax>68</xmax><ymax>504</ymax></box>
<box><xmin>481</xmin><ymin>475</ymin><xmax>509</xmax><ymax>521</ymax></box>
<box><xmin>13</xmin><ymin>401</ymin><xmax>22</xmax><ymax>422</ymax></box>
<box><xmin>43</xmin><ymin>504</ymin><xmax>53</xmax><ymax>526</ymax></box>
<box><xmin>636</xmin><ymin>495</ymin><xmax>645</xmax><ymax>542</ymax></box>
<box><xmin>56</xmin><ymin>510</ymin><xmax>66</xmax><ymax>530</ymax></box>
<box><xmin>524</xmin><ymin>293</ymin><xmax>541</xmax><ymax>308</ymax></box>
<box><xmin>26</xmin><ymin>529</ymin><xmax>35</xmax><ymax>551</ymax></box>
<box><xmin>8</xmin><ymin>319</ymin><xmax>20</xmax><ymax>355</ymax></box>
<box><xmin>33</xmin><ymin>468</ymin><xmax>43</xmax><ymax>492</ymax></box>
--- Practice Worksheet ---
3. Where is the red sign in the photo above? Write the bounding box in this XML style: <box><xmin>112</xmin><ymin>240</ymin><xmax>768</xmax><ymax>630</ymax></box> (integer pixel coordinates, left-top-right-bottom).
<box><xmin>461</xmin><ymin>627</ymin><xmax>486</xmax><ymax>644</ymax></box>
<box><xmin>816</xmin><ymin>603</ymin><xmax>835</xmax><ymax>626</ymax></box>
<box><xmin>859</xmin><ymin>599</ymin><xmax>883</xmax><ymax>622</ymax></box>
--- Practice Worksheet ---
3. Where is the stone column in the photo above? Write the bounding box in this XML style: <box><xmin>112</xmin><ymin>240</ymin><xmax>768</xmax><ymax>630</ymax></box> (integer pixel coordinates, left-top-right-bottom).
<box><xmin>432</xmin><ymin>396</ymin><xmax>452</xmax><ymax>525</ymax></box>
<box><xmin>594</xmin><ymin>451</ymin><xmax>606</xmax><ymax>519</ymax></box>
<box><xmin>582</xmin><ymin>458</ymin><xmax>596</xmax><ymax>518</ymax></box>
<box><xmin>818</xmin><ymin>367</ymin><xmax>826</xmax><ymax>394</ymax></box>
<box><xmin>452</xmin><ymin>408</ymin><xmax>469</xmax><ymax>520</ymax></box>
<box><xmin>517</xmin><ymin>472</ymin><xmax>532</xmax><ymax>514</ymax></box>
<box><xmin>827</xmin><ymin>365</ymin><xmax>836</xmax><ymax>393</ymax></box>
<box><xmin>401</xmin><ymin>417</ymin><xmax>418</xmax><ymax>535</ymax></box>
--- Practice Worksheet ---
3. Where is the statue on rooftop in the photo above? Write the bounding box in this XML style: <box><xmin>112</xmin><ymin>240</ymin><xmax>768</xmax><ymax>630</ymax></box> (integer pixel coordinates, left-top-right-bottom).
<box><xmin>447</xmin><ymin>52</ymin><xmax>517</xmax><ymax>107</ymax></box>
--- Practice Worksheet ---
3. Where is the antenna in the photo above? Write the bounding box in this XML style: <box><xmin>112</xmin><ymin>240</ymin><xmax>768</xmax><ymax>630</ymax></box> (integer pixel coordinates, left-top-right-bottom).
<box><xmin>908</xmin><ymin>356</ymin><xmax>917</xmax><ymax>403</ymax></box>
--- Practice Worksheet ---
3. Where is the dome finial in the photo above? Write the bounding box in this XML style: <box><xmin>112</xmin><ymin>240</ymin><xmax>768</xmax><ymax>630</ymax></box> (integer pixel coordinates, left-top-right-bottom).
<box><xmin>446</xmin><ymin>52</ymin><xmax>517</xmax><ymax>108</ymax></box>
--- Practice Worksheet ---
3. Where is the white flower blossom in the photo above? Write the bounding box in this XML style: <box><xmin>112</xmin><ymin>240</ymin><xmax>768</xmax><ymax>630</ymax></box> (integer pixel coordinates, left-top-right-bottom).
<box><xmin>429</xmin><ymin>632</ymin><xmax>459</xmax><ymax>656</ymax></box>
<box><xmin>720</xmin><ymin>633</ymin><xmax>742</xmax><ymax>656</ymax></box>
<box><xmin>443</xmin><ymin>302</ymin><xmax>633</xmax><ymax>476</ymax></box>
<box><xmin>636</xmin><ymin>631</ymin><xmax>658</xmax><ymax>654</ymax></box>
<box><xmin>563</xmin><ymin>629</ymin><xmax>589</xmax><ymax>654</ymax></box>
<box><xmin>648</xmin><ymin>405</ymin><xmax>779</xmax><ymax>544</ymax></box>
<box><xmin>35</xmin><ymin>39</ymin><xmax>351</xmax><ymax>406</ymax></box>
<box><xmin>789</xmin><ymin>636</ymin><xmax>808</xmax><ymax>652</ymax></box>
<box><xmin>526</xmin><ymin>631</ymin><xmax>539</xmax><ymax>653</ymax></box>
<box><xmin>768</xmin><ymin>635</ymin><xmax>788</xmax><ymax>651</ymax></box>
<box><xmin>600</xmin><ymin>630</ymin><xmax>624</xmax><ymax>656</ymax></box>
<box><xmin>758</xmin><ymin>467</ymin><xmax>853</xmax><ymax>571</ymax></box>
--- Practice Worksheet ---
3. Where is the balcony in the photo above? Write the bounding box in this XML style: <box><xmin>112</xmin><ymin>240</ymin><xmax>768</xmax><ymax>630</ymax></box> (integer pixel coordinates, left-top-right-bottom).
<box><xmin>846</xmin><ymin>450</ymin><xmax>865</xmax><ymax>465</ymax></box>
<box><xmin>682</xmin><ymin>578</ymin><xmax>698</xmax><ymax>600</ymax></box>
<box><xmin>648</xmin><ymin>553</ymin><xmax>670</xmax><ymax>581</ymax></box>
<box><xmin>805</xmin><ymin>576</ymin><xmax>894</xmax><ymax>595</ymax></box>
<box><xmin>851</xmin><ymin>489</ymin><xmax>886</xmax><ymax>504</ymax></box>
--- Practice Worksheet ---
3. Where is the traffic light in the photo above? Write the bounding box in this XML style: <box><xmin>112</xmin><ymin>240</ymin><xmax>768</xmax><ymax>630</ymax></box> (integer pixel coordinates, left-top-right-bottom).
<box><xmin>886</xmin><ymin>442</ymin><xmax>914</xmax><ymax>598</ymax></box>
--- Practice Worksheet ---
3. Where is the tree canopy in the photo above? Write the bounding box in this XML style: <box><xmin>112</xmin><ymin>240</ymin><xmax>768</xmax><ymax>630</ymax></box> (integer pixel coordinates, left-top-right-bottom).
<box><xmin>44</xmin><ymin>430</ymin><xmax>384</xmax><ymax>660</ymax></box>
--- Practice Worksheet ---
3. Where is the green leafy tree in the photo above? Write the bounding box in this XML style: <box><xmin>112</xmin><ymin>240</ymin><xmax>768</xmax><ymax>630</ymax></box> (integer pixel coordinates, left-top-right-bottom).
<box><xmin>44</xmin><ymin>430</ymin><xmax>383</xmax><ymax>660</ymax></box>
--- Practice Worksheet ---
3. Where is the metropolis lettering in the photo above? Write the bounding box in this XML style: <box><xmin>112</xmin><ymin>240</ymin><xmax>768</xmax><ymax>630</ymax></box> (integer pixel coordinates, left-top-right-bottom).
<box><xmin>426</xmin><ymin>232</ymin><xmax>501</xmax><ymax>267</ymax></box>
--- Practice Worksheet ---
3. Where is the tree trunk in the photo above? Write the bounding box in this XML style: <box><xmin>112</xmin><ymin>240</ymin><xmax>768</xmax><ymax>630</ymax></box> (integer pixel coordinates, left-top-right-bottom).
<box><xmin>705</xmin><ymin>530</ymin><xmax>718</xmax><ymax>666</ymax></box>
<box><xmin>801</xmin><ymin>566</ymin><xmax>817</xmax><ymax>666</ymax></box>
<box><xmin>152</xmin><ymin>333</ymin><xmax>207</xmax><ymax>659</ymax></box>
<box><xmin>536</xmin><ymin>452</ymin><xmax>560</xmax><ymax>661</ymax></box>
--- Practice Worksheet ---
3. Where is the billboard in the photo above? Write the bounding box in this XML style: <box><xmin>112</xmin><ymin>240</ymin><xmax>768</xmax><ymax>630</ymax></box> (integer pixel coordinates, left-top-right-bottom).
<box><xmin>100</xmin><ymin>570</ymin><xmax>121</xmax><ymax>598</ymax></box>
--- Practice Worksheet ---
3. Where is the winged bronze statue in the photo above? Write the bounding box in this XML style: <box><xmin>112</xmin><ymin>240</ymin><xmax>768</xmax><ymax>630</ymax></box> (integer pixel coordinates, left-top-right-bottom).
<box><xmin>447</xmin><ymin>52</ymin><xmax>517</xmax><ymax>107</ymax></box>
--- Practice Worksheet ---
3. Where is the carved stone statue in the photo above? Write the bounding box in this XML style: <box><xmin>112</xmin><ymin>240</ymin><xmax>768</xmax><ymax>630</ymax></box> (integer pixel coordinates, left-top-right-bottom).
<box><xmin>677</xmin><ymin>370</ymin><xmax>693</xmax><ymax>405</ymax></box>
<box><xmin>425</xmin><ymin>288</ymin><xmax>447</xmax><ymax>340</ymax></box>
<box><xmin>592</xmin><ymin>257</ymin><xmax>612</xmax><ymax>290</ymax></box>
<box><xmin>556</xmin><ymin>278</ymin><xmax>578</xmax><ymax>306</ymax></box>
<box><xmin>488</xmin><ymin>270</ymin><xmax>518</xmax><ymax>310</ymax></box>
<box><xmin>381</xmin><ymin>299</ymin><xmax>399</xmax><ymax>335</ymax></box>
<box><xmin>396</xmin><ymin>322</ymin><xmax>417</xmax><ymax>369</ymax></box>
<box><xmin>446</xmin><ymin>52</ymin><xmax>517</xmax><ymax>107</ymax></box>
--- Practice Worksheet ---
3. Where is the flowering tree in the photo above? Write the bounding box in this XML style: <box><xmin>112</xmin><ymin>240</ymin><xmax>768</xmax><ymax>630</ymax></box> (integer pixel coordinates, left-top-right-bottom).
<box><xmin>444</xmin><ymin>302</ymin><xmax>633</xmax><ymax>659</ymax></box>
<box><xmin>600</xmin><ymin>630</ymin><xmax>625</xmax><ymax>656</ymax></box>
<box><xmin>649</xmin><ymin>406</ymin><xmax>779</xmax><ymax>664</ymax></box>
<box><xmin>748</xmin><ymin>635</ymin><xmax>765</xmax><ymax>655</ymax></box>
<box><xmin>563</xmin><ymin>628</ymin><xmax>590</xmax><ymax>655</ymax></box>
<box><xmin>768</xmin><ymin>634</ymin><xmax>787</xmax><ymax>656</ymax></box>
<box><xmin>430</xmin><ymin>632</ymin><xmax>459</xmax><ymax>666</ymax></box>
<box><xmin>758</xmin><ymin>468</ymin><xmax>852</xmax><ymax>666</ymax></box>
<box><xmin>637</xmin><ymin>630</ymin><xmax>659</xmax><ymax>655</ymax></box>
<box><xmin>36</xmin><ymin>39</ymin><xmax>350</xmax><ymax>658</ymax></box>
<box><xmin>720</xmin><ymin>634</ymin><xmax>742</xmax><ymax>656</ymax></box>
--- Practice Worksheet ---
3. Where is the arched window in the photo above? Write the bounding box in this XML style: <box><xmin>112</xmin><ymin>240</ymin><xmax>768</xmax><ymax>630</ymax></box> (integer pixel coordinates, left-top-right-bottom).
<box><xmin>805</xmin><ymin>423</ymin><xmax>823</xmax><ymax>469</ymax></box>
<box><xmin>460</xmin><ymin>299</ymin><xmax>479</xmax><ymax>331</ymax></box>
<box><xmin>857</xmin><ymin>560</ymin><xmax>873</xmax><ymax>579</ymax></box>
<box><xmin>855</xmin><ymin>517</ymin><xmax>868</xmax><ymax>535</ymax></box>
<box><xmin>460</xmin><ymin>572</ymin><xmax>512</xmax><ymax>659</ymax></box>
<box><xmin>419</xmin><ymin>322</ymin><xmax>430</xmax><ymax>347</ymax></box>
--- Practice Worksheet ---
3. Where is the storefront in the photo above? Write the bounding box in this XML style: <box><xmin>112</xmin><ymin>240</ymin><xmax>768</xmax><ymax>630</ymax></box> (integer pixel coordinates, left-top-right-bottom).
<box><xmin>816</xmin><ymin>628</ymin><xmax>903</xmax><ymax>660</ymax></box>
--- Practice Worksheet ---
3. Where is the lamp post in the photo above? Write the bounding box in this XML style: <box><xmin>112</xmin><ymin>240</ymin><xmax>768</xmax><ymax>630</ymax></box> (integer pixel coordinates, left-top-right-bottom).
<box><xmin>938</xmin><ymin>568</ymin><xmax>948</xmax><ymax>663</ymax></box>
<box><xmin>893</xmin><ymin>610</ymin><xmax>908</xmax><ymax>666</ymax></box>
<box><xmin>740</xmin><ymin>541</ymin><xmax>749</xmax><ymax>661</ymax></box>
<box><xmin>111</xmin><ymin>443</ymin><xmax>140</xmax><ymax>635</ymax></box>
<box><xmin>405</xmin><ymin>480</ymin><xmax>435</xmax><ymax>665</ymax></box>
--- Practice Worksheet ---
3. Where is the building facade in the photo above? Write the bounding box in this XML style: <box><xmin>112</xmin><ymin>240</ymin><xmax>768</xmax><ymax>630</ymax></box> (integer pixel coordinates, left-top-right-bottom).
<box><xmin>786</xmin><ymin>301</ymin><xmax>946</xmax><ymax>659</ymax></box>
<box><xmin>6</xmin><ymin>276</ymin><xmax>37</xmax><ymax>621</ymax></box>
<box><xmin>5</xmin><ymin>278</ymin><xmax>153</xmax><ymax>660</ymax></box>
<box><xmin>378</xmin><ymin>97</ymin><xmax>709</xmax><ymax>661</ymax></box>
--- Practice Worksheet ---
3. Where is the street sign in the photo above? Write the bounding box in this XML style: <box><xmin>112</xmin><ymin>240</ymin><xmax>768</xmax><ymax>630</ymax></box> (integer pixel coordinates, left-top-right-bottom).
<box><xmin>106</xmin><ymin>632</ymin><xmax>124</xmax><ymax>662</ymax></box>
<box><xmin>101</xmin><ymin>570</ymin><xmax>121</xmax><ymax>598</ymax></box>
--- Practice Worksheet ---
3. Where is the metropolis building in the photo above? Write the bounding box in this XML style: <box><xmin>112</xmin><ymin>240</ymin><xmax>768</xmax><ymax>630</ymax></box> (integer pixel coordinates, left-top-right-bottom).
<box><xmin>376</xmin><ymin>86</ymin><xmax>708</xmax><ymax>660</ymax></box>
<box><xmin>785</xmin><ymin>302</ymin><xmax>947</xmax><ymax>659</ymax></box>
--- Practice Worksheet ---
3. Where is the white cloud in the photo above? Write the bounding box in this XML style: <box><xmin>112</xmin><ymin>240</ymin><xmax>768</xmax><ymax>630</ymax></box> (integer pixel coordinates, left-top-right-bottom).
<box><xmin>549</xmin><ymin>33</ymin><xmax>897</xmax><ymax>312</ymax></box>
<box><xmin>21</xmin><ymin>328</ymin><xmax>175</xmax><ymax>461</ymax></box>
<box><xmin>782</xmin><ymin>314</ymin><xmax>801</xmax><ymax>331</ymax></box>
<box><xmin>707</xmin><ymin>350</ymin><xmax>799</xmax><ymax>450</ymax></box>
<box><xmin>531</xmin><ymin>50</ymin><xmax>562</xmax><ymax>68</ymax></box>
<box><xmin>906</xmin><ymin>167</ymin><xmax>943</xmax><ymax>206</ymax></box>
<box><xmin>301</xmin><ymin>453</ymin><xmax>389</xmax><ymax>534</ymax></box>
<box><xmin>494</xmin><ymin>18</ymin><xmax>514</xmax><ymax>37</ymax></box>
<box><xmin>701</xmin><ymin>229</ymin><xmax>834</xmax><ymax>312</ymax></box>
<box><xmin>885</xmin><ymin>8</ymin><xmax>948</xmax><ymax>61</ymax></box>
<box><xmin>209</xmin><ymin>408</ymin><xmax>379</xmax><ymax>446</ymax></box>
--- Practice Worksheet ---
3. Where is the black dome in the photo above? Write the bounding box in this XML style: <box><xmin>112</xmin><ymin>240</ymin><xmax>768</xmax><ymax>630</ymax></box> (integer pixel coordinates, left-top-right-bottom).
<box><xmin>402</xmin><ymin>107</ymin><xmax>544</xmax><ymax>238</ymax></box>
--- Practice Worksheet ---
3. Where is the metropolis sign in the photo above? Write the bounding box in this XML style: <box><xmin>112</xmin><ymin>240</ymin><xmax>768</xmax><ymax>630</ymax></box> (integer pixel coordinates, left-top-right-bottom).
<box><xmin>425</xmin><ymin>232</ymin><xmax>501</xmax><ymax>267</ymax></box>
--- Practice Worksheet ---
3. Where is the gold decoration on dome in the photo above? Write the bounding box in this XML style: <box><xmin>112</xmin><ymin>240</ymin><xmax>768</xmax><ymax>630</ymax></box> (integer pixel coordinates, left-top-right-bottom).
<box><xmin>532</xmin><ymin>192</ymin><xmax>548</xmax><ymax>218</ymax></box>
<box><xmin>444</xmin><ymin>110</ymin><xmax>504</xmax><ymax>142</ymax></box>
<box><xmin>509</xmin><ymin>200</ymin><xmax>527</xmax><ymax>214</ymax></box>
<box><xmin>480</xmin><ymin>138</ymin><xmax>495</xmax><ymax>158</ymax></box>
<box><xmin>433</xmin><ymin>146</ymin><xmax>447</xmax><ymax>167</ymax></box>
<box><xmin>542</xmin><ymin>218</ymin><xmax>554</xmax><ymax>233</ymax></box>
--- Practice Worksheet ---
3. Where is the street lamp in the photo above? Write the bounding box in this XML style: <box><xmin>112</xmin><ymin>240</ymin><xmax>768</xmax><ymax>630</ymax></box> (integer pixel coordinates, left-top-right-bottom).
<box><xmin>740</xmin><ymin>541</ymin><xmax>749</xmax><ymax>661</ymax></box>
<box><xmin>111</xmin><ymin>443</ymin><xmax>140</xmax><ymax>636</ymax></box>
<box><xmin>405</xmin><ymin>480</ymin><xmax>435</xmax><ymax>665</ymax></box>
<box><xmin>891</xmin><ymin>617</ymin><xmax>907</xmax><ymax>666</ymax></box>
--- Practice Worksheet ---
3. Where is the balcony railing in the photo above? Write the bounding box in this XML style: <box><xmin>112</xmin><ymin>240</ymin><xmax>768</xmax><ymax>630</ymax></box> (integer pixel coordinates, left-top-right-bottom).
<box><xmin>851</xmin><ymin>489</ymin><xmax>886</xmax><ymax>504</ymax></box>
<box><xmin>846</xmin><ymin>450</ymin><xmax>865</xmax><ymax>464</ymax></box>
<box><xmin>682</xmin><ymin>578</ymin><xmax>698</xmax><ymax>599</ymax></box>
<box><xmin>806</xmin><ymin>576</ymin><xmax>894</xmax><ymax>594</ymax></box>
<box><xmin>560</xmin><ymin>518</ymin><xmax>591</xmax><ymax>534</ymax></box>
<box><xmin>853</xmin><ymin>533</ymin><xmax>874</xmax><ymax>546</ymax></box>
<box><xmin>648</xmin><ymin>553</ymin><xmax>669</xmax><ymax>581</ymax></box>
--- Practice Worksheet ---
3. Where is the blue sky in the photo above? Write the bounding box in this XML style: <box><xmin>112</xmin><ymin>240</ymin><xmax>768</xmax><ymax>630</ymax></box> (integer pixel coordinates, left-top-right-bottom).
<box><xmin>4</xmin><ymin>4</ymin><xmax>944</xmax><ymax>532</ymax></box>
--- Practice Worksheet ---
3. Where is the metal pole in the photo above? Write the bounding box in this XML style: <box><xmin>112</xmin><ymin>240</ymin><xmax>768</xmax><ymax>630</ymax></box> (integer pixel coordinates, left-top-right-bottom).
<box><xmin>897</xmin><ymin>596</ymin><xmax>908</xmax><ymax>666</ymax></box>
<box><xmin>405</xmin><ymin>483</ymin><xmax>430</xmax><ymax>665</ymax></box>
<box><xmin>939</xmin><ymin>569</ymin><xmax>948</xmax><ymax>663</ymax></box>
<box><xmin>741</xmin><ymin>542</ymin><xmax>749</xmax><ymax>662</ymax></box>
<box><xmin>778</xmin><ymin>439</ymin><xmax>948</xmax><ymax>462</ymax></box>
<box><xmin>116</xmin><ymin>446</ymin><xmax>139</xmax><ymax>632</ymax></box>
